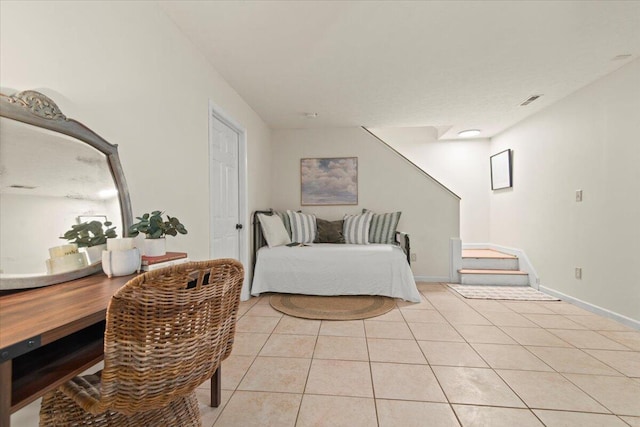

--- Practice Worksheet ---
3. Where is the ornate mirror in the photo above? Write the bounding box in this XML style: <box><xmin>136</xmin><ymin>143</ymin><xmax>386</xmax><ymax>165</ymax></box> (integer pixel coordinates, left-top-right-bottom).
<box><xmin>0</xmin><ymin>90</ymin><xmax>133</xmax><ymax>289</ymax></box>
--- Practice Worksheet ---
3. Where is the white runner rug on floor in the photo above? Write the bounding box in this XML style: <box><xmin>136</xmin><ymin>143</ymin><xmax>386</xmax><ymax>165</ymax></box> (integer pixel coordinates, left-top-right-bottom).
<box><xmin>448</xmin><ymin>284</ymin><xmax>560</xmax><ymax>301</ymax></box>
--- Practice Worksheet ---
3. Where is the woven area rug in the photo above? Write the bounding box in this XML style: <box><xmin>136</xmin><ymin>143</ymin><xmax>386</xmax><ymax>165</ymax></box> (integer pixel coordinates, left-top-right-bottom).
<box><xmin>448</xmin><ymin>284</ymin><xmax>560</xmax><ymax>301</ymax></box>
<box><xmin>270</xmin><ymin>294</ymin><xmax>396</xmax><ymax>320</ymax></box>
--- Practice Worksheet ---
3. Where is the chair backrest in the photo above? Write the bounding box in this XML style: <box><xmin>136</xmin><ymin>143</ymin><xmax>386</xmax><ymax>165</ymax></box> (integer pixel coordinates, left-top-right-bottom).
<box><xmin>99</xmin><ymin>259</ymin><xmax>244</xmax><ymax>415</ymax></box>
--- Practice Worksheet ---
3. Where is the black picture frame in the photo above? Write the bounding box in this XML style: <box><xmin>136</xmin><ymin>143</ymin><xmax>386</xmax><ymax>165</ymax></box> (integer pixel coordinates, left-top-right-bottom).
<box><xmin>490</xmin><ymin>149</ymin><xmax>512</xmax><ymax>190</ymax></box>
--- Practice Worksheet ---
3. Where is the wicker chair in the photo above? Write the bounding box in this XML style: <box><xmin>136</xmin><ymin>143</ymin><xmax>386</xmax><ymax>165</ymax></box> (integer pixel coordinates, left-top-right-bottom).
<box><xmin>39</xmin><ymin>259</ymin><xmax>244</xmax><ymax>427</ymax></box>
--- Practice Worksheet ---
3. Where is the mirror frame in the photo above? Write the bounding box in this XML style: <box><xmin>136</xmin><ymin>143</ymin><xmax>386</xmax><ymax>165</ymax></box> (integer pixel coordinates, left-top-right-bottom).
<box><xmin>0</xmin><ymin>90</ymin><xmax>133</xmax><ymax>289</ymax></box>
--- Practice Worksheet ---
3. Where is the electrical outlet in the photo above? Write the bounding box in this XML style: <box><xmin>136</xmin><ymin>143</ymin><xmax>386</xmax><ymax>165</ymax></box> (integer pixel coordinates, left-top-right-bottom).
<box><xmin>575</xmin><ymin>267</ymin><xmax>582</xmax><ymax>279</ymax></box>
<box><xmin>576</xmin><ymin>190</ymin><xmax>583</xmax><ymax>202</ymax></box>
<box><xmin>410</xmin><ymin>253</ymin><xmax>417</xmax><ymax>262</ymax></box>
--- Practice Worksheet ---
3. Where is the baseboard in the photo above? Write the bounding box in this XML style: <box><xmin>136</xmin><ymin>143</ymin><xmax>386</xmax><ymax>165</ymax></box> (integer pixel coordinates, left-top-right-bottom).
<box><xmin>462</xmin><ymin>243</ymin><xmax>539</xmax><ymax>289</ymax></box>
<box><xmin>539</xmin><ymin>285</ymin><xmax>640</xmax><ymax>330</ymax></box>
<box><xmin>414</xmin><ymin>275</ymin><xmax>450</xmax><ymax>283</ymax></box>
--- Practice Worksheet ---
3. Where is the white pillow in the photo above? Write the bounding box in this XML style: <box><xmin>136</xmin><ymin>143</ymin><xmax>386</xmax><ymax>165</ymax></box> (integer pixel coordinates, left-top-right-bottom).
<box><xmin>287</xmin><ymin>210</ymin><xmax>316</xmax><ymax>243</ymax></box>
<box><xmin>343</xmin><ymin>211</ymin><xmax>373</xmax><ymax>244</ymax></box>
<box><xmin>257</xmin><ymin>214</ymin><xmax>291</xmax><ymax>248</ymax></box>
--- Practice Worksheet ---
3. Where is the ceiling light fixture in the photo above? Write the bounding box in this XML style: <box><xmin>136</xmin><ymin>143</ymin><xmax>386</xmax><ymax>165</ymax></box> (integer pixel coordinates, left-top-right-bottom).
<box><xmin>304</xmin><ymin>112</ymin><xmax>319</xmax><ymax>118</ymax></box>
<box><xmin>457</xmin><ymin>129</ymin><xmax>481</xmax><ymax>138</ymax></box>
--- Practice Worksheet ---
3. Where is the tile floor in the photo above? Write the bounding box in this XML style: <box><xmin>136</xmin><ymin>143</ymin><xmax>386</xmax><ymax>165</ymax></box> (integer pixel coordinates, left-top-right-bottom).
<box><xmin>12</xmin><ymin>283</ymin><xmax>640</xmax><ymax>426</ymax></box>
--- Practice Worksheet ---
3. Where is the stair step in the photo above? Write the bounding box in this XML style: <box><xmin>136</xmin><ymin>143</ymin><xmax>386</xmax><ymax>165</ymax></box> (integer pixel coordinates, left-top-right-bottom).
<box><xmin>459</xmin><ymin>268</ymin><xmax>529</xmax><ymax>286</ymax></box>
<box><xmin>461</xmin><ymin>249</ymin><xmax>520</xmax><ymax>271</ymax></box>
<box><xmin>462</xmin><ymin>249</ymin><xmax>516</xmax><ymax>259</ymax></box>
<box><xmin>459</xmin><ymin>269</ymin><xmax>527</xmax><ymax>275</ymax></box>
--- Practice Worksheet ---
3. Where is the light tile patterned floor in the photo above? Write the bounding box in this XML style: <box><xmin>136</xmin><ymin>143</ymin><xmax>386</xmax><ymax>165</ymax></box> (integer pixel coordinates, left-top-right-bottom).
<box><xmin>12</xmin><ymin>283</ymin><xmax>640</xmax><ymax>426</ymax></box>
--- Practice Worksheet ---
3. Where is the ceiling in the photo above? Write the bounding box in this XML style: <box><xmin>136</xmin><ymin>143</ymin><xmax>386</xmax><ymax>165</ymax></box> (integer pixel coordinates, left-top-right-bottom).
<box><xmin>161</xmin><ymin>1</ymin><xmax>640</xmax><ymax>139</ymax></box>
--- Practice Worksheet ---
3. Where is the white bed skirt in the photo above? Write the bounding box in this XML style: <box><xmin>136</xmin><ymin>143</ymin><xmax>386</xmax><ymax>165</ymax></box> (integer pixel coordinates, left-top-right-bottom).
<box><xmin>251</xmin><ymin>243</ymin><xmax>421</xmax><ymax>302</ymax></box>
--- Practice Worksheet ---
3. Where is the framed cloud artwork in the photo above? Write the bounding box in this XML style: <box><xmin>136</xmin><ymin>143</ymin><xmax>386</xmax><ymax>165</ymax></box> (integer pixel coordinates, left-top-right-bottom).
<box><xmin>300</xmin><ymin>157</ymin><xmax>358</xmax><ymax>205</ymax></box>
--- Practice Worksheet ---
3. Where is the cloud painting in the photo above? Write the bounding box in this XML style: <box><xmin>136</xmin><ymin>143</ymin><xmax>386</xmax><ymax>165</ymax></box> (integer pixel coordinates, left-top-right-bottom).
<box><xmin>301</xmin><ymin>157</ymin><xmax>358</xmax><ymax>205</ymax></box>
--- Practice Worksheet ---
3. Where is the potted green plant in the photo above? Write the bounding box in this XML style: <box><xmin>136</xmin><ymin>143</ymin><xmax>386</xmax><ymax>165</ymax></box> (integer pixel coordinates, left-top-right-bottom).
<box><xmin>128</xmin><ymin>210</ymin><xmax>187</xmax><ymax>256</ymax></box>
<box><xmin>61</xmin><ymin>220</ymin><xmax>117</xmax><ymax>264</ymax></box>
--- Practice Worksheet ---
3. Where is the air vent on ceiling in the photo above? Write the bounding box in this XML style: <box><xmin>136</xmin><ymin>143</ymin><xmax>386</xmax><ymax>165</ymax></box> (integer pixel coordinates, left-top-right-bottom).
<box><xmin>612</xmin><ymin>54</ymin><xmax>632</xmax><ymax>61</ymax></box>
<box><xmin>9</xmin><ymin>184</ymin><xmax>37</xmax><ymax>190</ymax></box>
<box><xmin>520</xmin><ymin>95</ymin><xmax>542</xmax><ymax>106</ymax></box>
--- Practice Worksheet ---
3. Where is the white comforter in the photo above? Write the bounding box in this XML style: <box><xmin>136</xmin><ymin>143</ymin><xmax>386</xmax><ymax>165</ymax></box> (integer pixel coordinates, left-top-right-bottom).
<box><xmin>251</xmin><ymin>243</ymin><xmax>420</xmax><ymax>302</ymax></box>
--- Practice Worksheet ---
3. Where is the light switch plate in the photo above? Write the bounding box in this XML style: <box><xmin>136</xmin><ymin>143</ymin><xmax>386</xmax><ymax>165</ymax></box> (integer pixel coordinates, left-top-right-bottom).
<box><xmin>576</xmin><ymin>190</ymin><xmax>583</xmax><ymax>202</ymax></box>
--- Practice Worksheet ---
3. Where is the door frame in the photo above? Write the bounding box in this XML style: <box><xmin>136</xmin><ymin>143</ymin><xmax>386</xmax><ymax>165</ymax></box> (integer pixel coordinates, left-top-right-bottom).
<box><xmin>208</xmin><ymin>100</ymin><xmax>249</xmax><ymax>294</ymax></box>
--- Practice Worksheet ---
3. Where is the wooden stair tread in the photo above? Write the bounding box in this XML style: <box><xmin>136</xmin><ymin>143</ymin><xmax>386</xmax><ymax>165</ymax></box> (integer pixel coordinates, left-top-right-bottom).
<box><xmin>459</xmin><ymin>269</ymin><xmax>528</xmax><ymax>275</ymax></box>
<box><xmin>462</xmin><ymin>249</ymin><xmax>516</xmax><ymax>259</ymax></box>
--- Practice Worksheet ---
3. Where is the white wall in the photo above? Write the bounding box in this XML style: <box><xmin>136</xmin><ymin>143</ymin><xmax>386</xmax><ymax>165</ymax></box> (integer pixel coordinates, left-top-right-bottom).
<box><xmin>368</xmin><ymin>127</ymin><xmax>491</xmax><ymax>243</ymax></box>
<box><xmin>490</xmin><ymin>59</ymin><xmax>640</xmax><ymax>322</ymax></box>
<box><xmin>271</xmin><ymin>127</ymin><xmax>460</xmax><ymax>280</ymax></box>
<box><xmin>0</xmin><ymin>1</ymin><xmax>272</xmax><ymax>265</ymax></box>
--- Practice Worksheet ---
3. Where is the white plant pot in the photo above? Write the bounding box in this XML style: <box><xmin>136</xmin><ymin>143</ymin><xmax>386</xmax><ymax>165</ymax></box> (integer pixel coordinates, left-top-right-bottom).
<box><xmin>102</xmin><ymin>248</ymin><xmax>141</xmax><ymax>278</ymax></box>
<box><xmin>106</xmin><ymin>238</ymin><xmax>135</xmax><ymax>252</ymax></box>
<box><xmin>144</xmin><ymin>238</ymin><xmax>166</xmax><ymax>257</ymax></box>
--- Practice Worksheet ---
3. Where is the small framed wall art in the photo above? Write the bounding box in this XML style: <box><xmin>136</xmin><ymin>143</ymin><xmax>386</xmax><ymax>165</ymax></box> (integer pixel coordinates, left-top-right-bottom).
<box><xmin>490</xmin><ymin>149</ymin><xmax>512</xmax><ymax>190</ymax></box>
<box><xmin>301</xmin><ymin>157</ymin><xmax>358</xmax><ymax>205</ymax></box>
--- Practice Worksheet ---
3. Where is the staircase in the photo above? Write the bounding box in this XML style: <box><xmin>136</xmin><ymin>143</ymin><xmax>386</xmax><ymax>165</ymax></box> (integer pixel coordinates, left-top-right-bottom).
<box><xmin>459</xmin><ymin>249</ymin><xmax>529</xmax><ymax>286</ymax></box>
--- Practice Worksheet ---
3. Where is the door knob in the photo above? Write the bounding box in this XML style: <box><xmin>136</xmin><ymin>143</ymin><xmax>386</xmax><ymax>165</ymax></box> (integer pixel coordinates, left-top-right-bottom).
<box><xmin>235</xmin><ymin>224</ymin><xmax>243</xmax><ymax>230</ymax></box>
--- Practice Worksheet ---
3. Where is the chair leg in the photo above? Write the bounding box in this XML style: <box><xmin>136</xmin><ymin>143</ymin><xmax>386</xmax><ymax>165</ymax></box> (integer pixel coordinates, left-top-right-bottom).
<box><xmin>210</xmin><ymin>367</ymin><xmax>221</xmax><ymax>407</ymax></box>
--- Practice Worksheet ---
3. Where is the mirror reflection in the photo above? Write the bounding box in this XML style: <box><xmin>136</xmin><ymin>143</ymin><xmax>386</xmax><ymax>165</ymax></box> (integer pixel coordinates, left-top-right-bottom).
<box><xmin>0</xmin><ymin>117</ymin><xmax>122</xmax><ymax>275</ymax></box>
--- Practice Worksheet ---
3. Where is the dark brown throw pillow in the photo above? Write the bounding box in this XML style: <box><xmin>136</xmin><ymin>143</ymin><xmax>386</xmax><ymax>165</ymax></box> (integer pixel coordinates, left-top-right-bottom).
<box><xmin>314</xmin><ymin>218</ymin><xmax>345</xmax><ymax>243</ymax></box>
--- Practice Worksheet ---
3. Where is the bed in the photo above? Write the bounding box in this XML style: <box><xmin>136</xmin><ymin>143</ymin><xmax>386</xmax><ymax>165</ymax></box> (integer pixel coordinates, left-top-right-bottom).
<box><xmin>250</xmin><ymin>210</ymin><xmax>421</xmax><ymax>302</ymax></box>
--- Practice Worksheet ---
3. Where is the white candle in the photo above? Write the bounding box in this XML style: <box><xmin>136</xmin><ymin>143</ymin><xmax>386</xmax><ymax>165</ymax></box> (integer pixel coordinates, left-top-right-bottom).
<box><xmin>49</xmin><ymin>244</ymin><xmax>78</xmax><ymax>258</ymax></box>
<box><xmin>46</xmin><ymin>252</ymin><xmax>87</xmax><ymax>274</ymax></box>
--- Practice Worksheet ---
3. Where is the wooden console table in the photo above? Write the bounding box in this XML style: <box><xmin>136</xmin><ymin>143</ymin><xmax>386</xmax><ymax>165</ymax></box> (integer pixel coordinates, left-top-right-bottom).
<box><xmin>0</xmin><ymin>273</ymin><xmax>221</xmax><ymax>427</ymax></box>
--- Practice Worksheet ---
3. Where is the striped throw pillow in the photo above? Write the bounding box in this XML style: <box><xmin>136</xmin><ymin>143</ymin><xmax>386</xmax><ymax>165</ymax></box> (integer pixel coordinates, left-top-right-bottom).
<box><xmin>287</xmin><ymin>210</ymin><xmax>316</xmax><ymax>243</ymax></box>
<box><xmin>274</xmin><ymin>211</ymin><xmax>292</xmax><ymax>238</ymax></box>
<box><xmin>343</xmin><ymin>211</ymin><xmax>373</xmax><ymax>244</ymax></box>
<box><xmin>367</xmin><ymin>210</ymin><xmax>402</xmax><ymax>244</ymax></box>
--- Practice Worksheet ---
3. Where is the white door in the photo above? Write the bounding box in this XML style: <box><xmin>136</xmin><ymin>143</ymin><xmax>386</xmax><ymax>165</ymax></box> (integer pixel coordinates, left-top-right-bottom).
<box><xmin>209</xmin><ymin>113</ymin><xmax>241</xmax><ymax>260</ymax></box>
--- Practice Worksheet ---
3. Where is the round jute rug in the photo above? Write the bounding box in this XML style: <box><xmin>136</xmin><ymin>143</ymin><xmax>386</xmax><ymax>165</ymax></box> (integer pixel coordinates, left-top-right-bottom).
<box><xmin>269</xmin><ymin>294</ymin><xmax>396</xmax><ymax>320</ymax></box>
